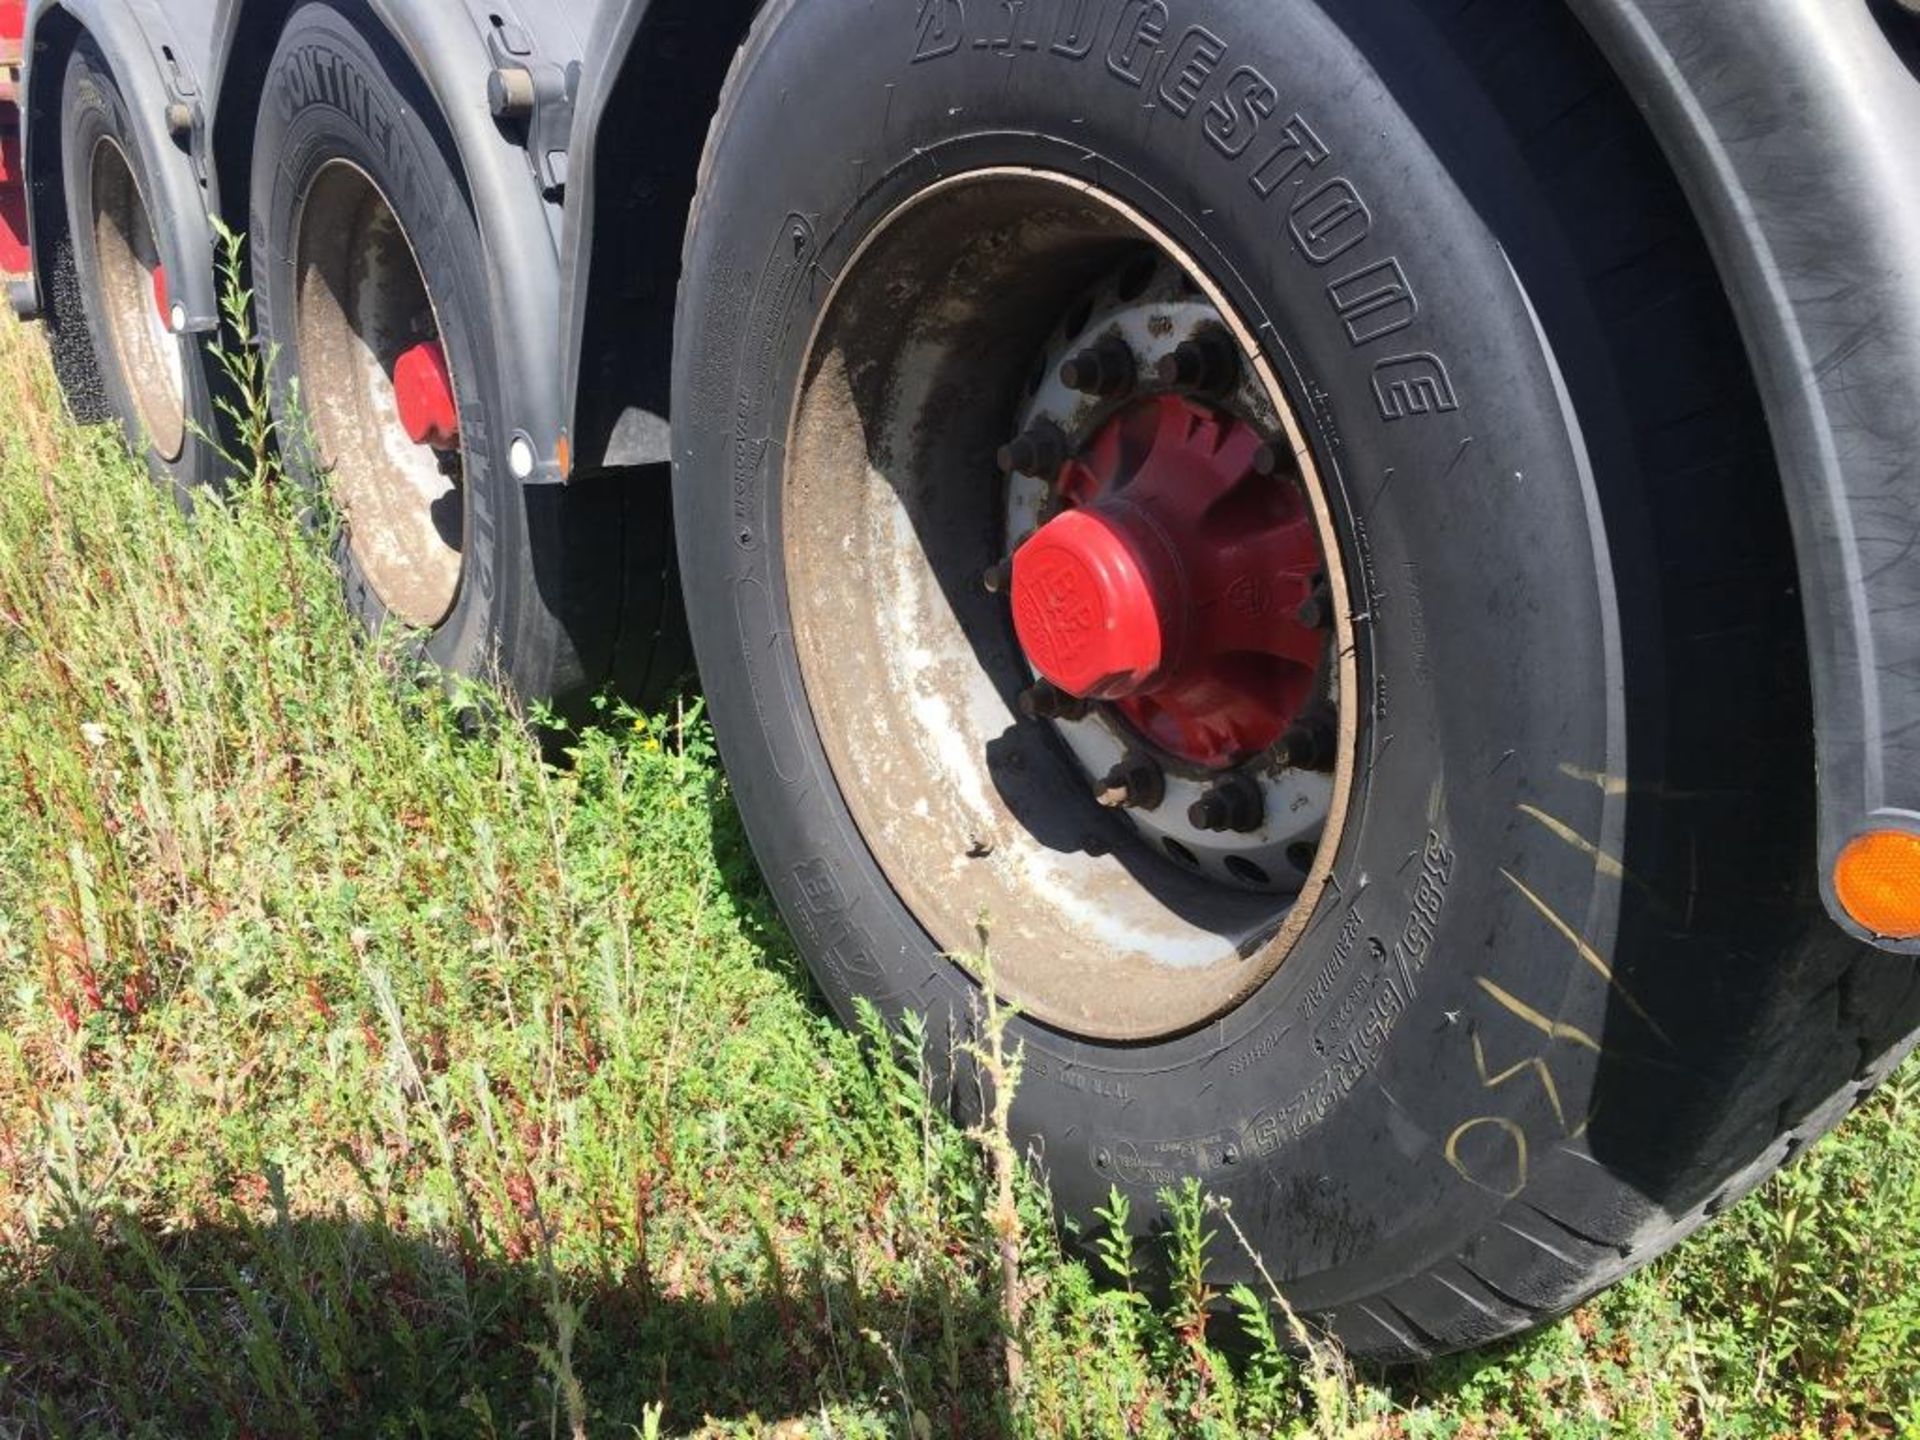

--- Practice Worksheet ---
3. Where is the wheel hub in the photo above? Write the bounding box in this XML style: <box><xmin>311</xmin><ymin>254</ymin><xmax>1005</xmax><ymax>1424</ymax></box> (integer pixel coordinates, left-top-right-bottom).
<box><xmin>782</xmin><ymin>171</ymin><xmax>1358</xmax><ymax>1036</ymax></box>
<box><xmin>1011</xmin><ymin>393</ymin><xmax>1324</xmax><ymax>769</ymax></box>
<box><xmin>392</xmin><ymin>340</ymin><xmax>459</xmax><ymax>451</ymax></box>
<box><xmin>1000</xmin><ymin>254</ymin><xmax>1339</xmax><ymax>894</ymax></box>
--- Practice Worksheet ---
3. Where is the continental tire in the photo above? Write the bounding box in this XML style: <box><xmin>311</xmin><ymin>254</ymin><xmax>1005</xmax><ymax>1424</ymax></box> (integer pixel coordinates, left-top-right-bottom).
<box><xmin>671</xmin><ymin>0</ymin><xmax>1920</xmax><ymax>1359</ymax></box>
<box><xmin>61</xmin><ymin>38</ymin><xmax>224</xmax><ymax>500</ymax></box>
<box><xmin>252</xmin><ymin>3</ymin><xmax>682</xmax><ymax>718</ymax></box>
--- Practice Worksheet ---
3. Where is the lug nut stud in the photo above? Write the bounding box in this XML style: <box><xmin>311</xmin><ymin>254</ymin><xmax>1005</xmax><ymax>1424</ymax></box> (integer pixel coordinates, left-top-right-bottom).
<box><xmin>1155</xmin><ymin>331</ymin><xmax>1240</xmax><ymax>396</ymax></box>
<box><xmin>1268</xmin><ymin>714</ymin><xmax>1337</xmax><ymax>773</ymax></box>
<box><xmin>982</xmin><ymin>559</ymin><xmax>1013</xmax><ymax>595</ymax></box>
<box><xmin>1097</xmin><ymin>753</ymin><xmax>1166</xmax><ymax>811</ymax></box>
<box><xmin>1019</xmin><ymin>679</ymin><xmax>1090</xmax><ymax>722</ymax></box>
<box><xmin>1059</xmin><ymin>337</ymin><xmax>1138</xmax><ymax>397</ymax></box>
<box><xmin>1188</xmin><ymin>774</ymin><xmax>1265</xmax><ymax>834</ymax></box>
<box><xmin>1250</xmin><ymin>442</ymin><xmax>1289</xmax><ymax>478</ymax></box>
<box><xmin>997</xmin><ymin>420</ymin><xmax>1071</xmax><ymax>479</ymax></box>
<box><xmin>1296</xmin><ymin>578</ymin><xmax>1333</xmax><ymax>630</ymax></box>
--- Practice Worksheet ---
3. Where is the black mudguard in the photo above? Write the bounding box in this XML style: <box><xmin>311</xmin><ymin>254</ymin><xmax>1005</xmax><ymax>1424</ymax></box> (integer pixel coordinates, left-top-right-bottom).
<box><xmin>1569</xmin><ymin>0</ymin><xmax>1920</xmax><ymax>950</ymax></box>
<box><xmin>204</xmin><ymin>0</ymin><xmax>602</xmax><ymax>487</ymax></box>
<box><xmin>23</xmin><ymin>0</ymin><xmax>221</xmax><ymax>335</ymax></box>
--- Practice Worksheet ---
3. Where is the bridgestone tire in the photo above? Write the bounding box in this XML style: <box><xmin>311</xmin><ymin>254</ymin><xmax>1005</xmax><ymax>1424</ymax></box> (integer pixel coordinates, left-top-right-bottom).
<box><xmin>252</xmin><ymin>3</ymin><xmax>683</xmax><ymax>718</ymax></box>
<box><xmin>62</xmin><ymin>40</ymin><xmax>224</xmax><ymax>500</ymax></box>
<box><xmin>671</xmin><ymin>0</ymin><xmax>1920</xmax><ymax>1359</ymax></box>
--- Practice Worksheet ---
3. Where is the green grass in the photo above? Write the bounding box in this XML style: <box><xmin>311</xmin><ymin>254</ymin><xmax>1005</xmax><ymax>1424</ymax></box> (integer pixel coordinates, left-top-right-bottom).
<box><xmin>0</xmin><ymin>307</ymin><xmax>1916</xmax><ymax>1439</ymax></box>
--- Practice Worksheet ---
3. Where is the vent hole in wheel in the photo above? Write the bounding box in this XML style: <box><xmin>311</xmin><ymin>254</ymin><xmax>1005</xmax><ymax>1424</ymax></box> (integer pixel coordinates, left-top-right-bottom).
<box><xmin>1163</xmin><ymin>837</ymin><xmax>1199</xmax><ymax>868</ymax></box>
<box><xmin>1225</xmin><ymin>855</ymin><xmax>1270</xmax><ymax>887</ymax></box>
<box><xmin>1287</xmin><ymin>842</ymin><xmax>1317</xmax><ymax>874</ymax></box>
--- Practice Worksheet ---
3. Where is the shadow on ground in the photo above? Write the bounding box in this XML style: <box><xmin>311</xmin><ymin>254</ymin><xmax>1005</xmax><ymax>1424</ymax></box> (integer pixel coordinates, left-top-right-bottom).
<box><xmin>0</xmin><ymin>1208</ymin><xmax>1005</xmax><ymax>1437</ymax></box>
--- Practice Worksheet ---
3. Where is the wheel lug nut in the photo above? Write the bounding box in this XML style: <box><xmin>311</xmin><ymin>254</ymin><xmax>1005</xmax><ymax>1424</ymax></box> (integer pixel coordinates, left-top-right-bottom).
<box><xmin>1019</xmin><ymin>679</ymin><xmax>1090</xmax><ymax>722</ymax></box>
<box><xmin>1297</xmin><ymin>577</ymin><xmax>1333</xmax><ymax>630</ymax></box>
<box><xmin>997</xmin><ymin>420</ymin><xmax>1071</xmax><ymax>479</ymax></box>
<box><xmin>1097</xmin><ymin>752</ymin><xmax>1165</xmax><ymax>811</ymax></box>
<box><xmin>1188</xmin><ymin>774</ymin><xmax>1265</xmax><ymax>834</ymax></box>
<box><xmin>1059</xmin><ymin>338</ymin><xmax>1137</xmax><ymax>397</ymax></box>
<box><xmin>1155</xmin><ymin>331</ymin><xmax>1240</xmax><ymax>396</ymax></box>
<box><xmin>1269</xmin><ymin>714</ymin><xmax>1337</xmax><ymax>773</ymax></box>
<box><xmin>982</xmin><ymin>559</ymin><xmax>1013</xmax><ymax>595</ymax></box>
<box><xmin>1251</xmin><ymin>442</ymin><xmax>1289</xmax><ymax>478</ymax></box>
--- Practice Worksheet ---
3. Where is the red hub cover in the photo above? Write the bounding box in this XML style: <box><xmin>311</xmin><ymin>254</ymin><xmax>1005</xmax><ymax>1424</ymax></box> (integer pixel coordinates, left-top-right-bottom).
<box><xmin>1009</xmin><ymin>394</ymin><xmax>1325</xmax><ymax>768</ymax></box>
<box><xmin>151</xmin><ymin>263</ymin><xmax>168</xmax><ymax>324</ymax></box>
<box><xmin>392</xmin><ymin>339</ymin><xmax>459</xmax><ymax>450</ymax></box>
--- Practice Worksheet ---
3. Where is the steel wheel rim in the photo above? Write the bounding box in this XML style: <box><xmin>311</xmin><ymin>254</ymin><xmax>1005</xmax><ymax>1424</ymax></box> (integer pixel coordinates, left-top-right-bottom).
<box><xmin>782</xmin><ymin>169</ymin><xmax>1360</xmax><ymax>1041</ymax></box>
<box><xmin>89</xmin><ymin>136</ymin><xmax>185</xmax><ymax>462</ymax></box>
<box><xmin>292</xmin><ymin>160</ymin><xmax>465</xmax><ymax>629</ymax></box>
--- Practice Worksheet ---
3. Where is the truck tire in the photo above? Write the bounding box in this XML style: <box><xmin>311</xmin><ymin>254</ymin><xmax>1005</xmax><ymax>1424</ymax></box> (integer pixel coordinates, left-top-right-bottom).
<box><xmin>670</xmin><ymin>0</ymin><xmax>1920</xmax><ymax>1359</ymax></box>
<box><xmin>61</xmin><ymin>38</ymin><xmax>223</xmax><ymax>499</ymax></box>
<box><xmin>251</xmin><ymin>3</ymin><xmax>682</xmax><ymax>718</ymax></box>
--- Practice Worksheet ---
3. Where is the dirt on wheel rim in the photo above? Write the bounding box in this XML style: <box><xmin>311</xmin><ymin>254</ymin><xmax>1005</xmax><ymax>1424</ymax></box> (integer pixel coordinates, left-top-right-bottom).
<box><xmin>88</xmin><ymin>136</ymin><xmax>185</xmax><ymax>463</ymax></box>
<box><xmin>782</xmin><ymin>168</ymin><xmax>1360</xmax><ymax>1042</ymax></box>
<box><xmin>293</xmin><ymin>159</ymin><xmax>466</xmax><ymax>630</ymax></box>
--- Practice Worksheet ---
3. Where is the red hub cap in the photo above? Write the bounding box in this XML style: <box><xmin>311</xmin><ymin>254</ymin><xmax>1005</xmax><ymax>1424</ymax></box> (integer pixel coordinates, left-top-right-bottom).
<box><xmin>151</xmin><ymin>263</ymin><xmax>169</xmax><ymax>324</ymax></box>
<box><xmin>1010</xmin><ymin>394</ymin><xmax>1325</xmax><ymax>768</ymax></box>
<box><xmin>392</xmin><ymin>339</ymin><xmax>459</xmax><ymax>450</ymax></box>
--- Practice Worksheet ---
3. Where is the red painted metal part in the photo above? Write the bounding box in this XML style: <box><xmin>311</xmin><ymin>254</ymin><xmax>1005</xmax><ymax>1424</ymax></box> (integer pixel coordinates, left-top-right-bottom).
<box><xmin>1010</xmin><ymin>394</ymin><xmax>1324</xmax><ymax>768</ymax></box>
<box><xmin>0</xmin><ymin>0</ymin><xmax>28</xmax><ymax>277</ymax></box>
<box><xmin>152</xmin><ymin>263</ymin><xmax>169</xmax><ymax>322</ymax></box>
<box><xmin>392</xmin><ymin>340</ymin><xmax>460</xmax><ymax>450</ymax></box>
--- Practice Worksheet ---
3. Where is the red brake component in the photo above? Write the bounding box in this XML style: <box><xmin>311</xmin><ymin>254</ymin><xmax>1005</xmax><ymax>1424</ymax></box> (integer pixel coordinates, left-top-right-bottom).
<box><xmin>151</xmin><ymin>263</ymin><xmax>168</xmax><ymax>323</ymax></box>
<box><xmin>392</xmin><ymin>340</ymin><xmax>459</xmax><ymax>450</ymax></box>
<box><xmin>0</xmin><ymin>3</ymin><xmax>27</xmax><ymax>277</ymax></box>
<box><xmin>0</xmin><ymin>131</ymin><xmax>27</xmax><ymax>278</ymax></box>
<box><xmin>1009</xmin><ymin>394</ymin><xmax>1325</xmax><ymax>768</ymax></box>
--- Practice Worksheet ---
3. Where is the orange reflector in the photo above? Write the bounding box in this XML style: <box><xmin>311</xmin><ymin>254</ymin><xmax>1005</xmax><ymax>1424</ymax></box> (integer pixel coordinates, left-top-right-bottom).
<box><xmin>1834</xmin><ymin>831</ymin><xmax>1920</xmax><ymax>940</ymax></box>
